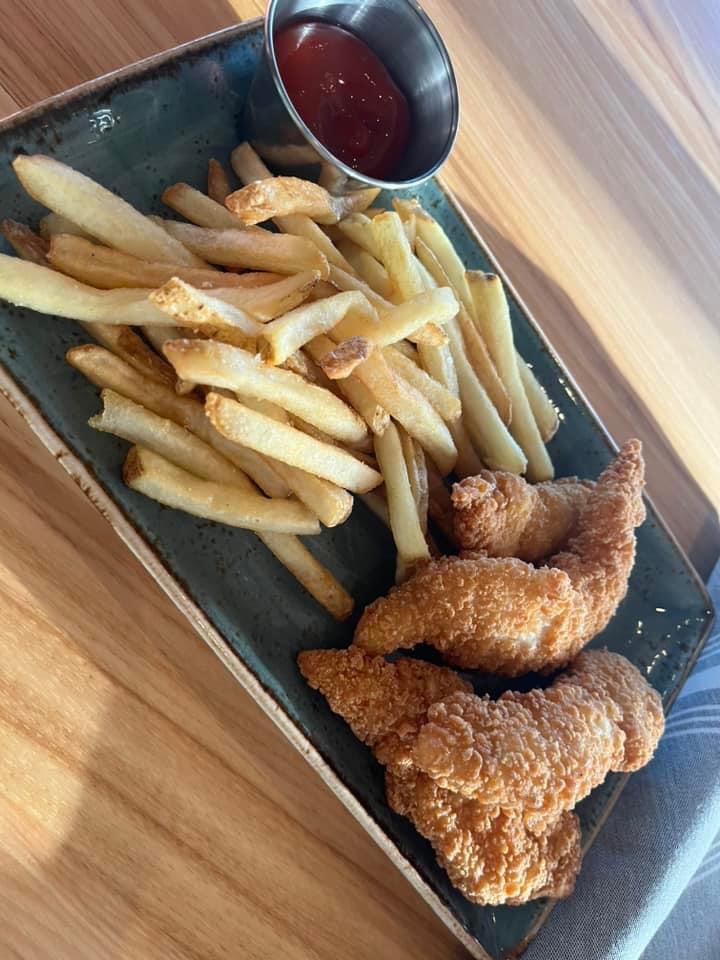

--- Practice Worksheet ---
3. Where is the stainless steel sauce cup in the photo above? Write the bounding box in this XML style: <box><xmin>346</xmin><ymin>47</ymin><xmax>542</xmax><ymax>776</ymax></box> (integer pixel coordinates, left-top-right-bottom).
<box><xmin>244</xmin><ymin>0</ymin><xmax>459</xmax><ymax>192</ymax></box>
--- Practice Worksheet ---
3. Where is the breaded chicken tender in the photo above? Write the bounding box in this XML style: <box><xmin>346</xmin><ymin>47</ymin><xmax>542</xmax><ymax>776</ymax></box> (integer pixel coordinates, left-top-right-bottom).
<box><xmin>412</xmin><ymin>650</ymin><xmax>663</xmax><ymax>828</ymax></box>
<box><xmin>452</xmin><ymin>471</ymin><xmax>593</xmax><ymax>560</ymax></box>
<box><xmin>354</xmin><ymin>441</ymin><xmax>645</xmax><ymax>675</ymax></box>
<box><xmin>386</xmin><ymin>768</ymin><xmax>582</xmax><ymax>905</ymax></box>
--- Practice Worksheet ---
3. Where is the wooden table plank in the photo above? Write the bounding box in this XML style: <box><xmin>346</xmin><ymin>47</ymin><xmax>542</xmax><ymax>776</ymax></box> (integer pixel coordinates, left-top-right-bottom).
<box><xmin>0</xmin><ymin>3</ymin><xmax>718</xmax><ymax>959</ymax></box>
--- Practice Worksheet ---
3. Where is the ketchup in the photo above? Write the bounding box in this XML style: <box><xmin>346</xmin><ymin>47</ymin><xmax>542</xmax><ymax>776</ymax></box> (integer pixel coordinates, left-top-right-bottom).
<box><xmin>274</xmin><ymin>21</ymin><xmax>410</xmax><ymax>180</ymax></box>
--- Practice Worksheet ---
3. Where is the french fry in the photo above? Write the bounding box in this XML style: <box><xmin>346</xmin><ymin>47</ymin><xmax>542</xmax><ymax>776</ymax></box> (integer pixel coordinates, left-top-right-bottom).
<box><xmin>240</xmin><ymin>399</ymin><xmax>354</xmax><ymax>529</ymax></box>
<box><xmin>226</xmin><ymin>176</ymin><xmax>380</xmax><ymax>226</ymax></box>
<box><xmin>374</xmin><ymin>422</ymin><xmax>430</xmax><ymax>568</ymax></box>
<box><xmin>0</xmin><ymin>253</ymin><xmax>173</xmax><ymax>326</ymax></box>
<box><xmin>215</xmin><ymin>269</ymin><xmax>320</xmax><ymax>321</ymax></box>
<box><xmin>384</xmin><ymin>347</ymin><xmax>461</xmax><ymax>421</ymax></box>
<box><xmin>1</xmin><ymin>219</ymin><xmax>49</xmax><ymax>264</ymax></box>
<box><xmin>206</xmin><ymin>393</ymin><xmax>382</xmax><ymax>494</ymax></box>
<box><xmin>417</xmin><ymin>237</ymin><xmax>511</xmax><ymax>423</ymax></box>
<box><xmin>260</xmin><ymin>534</ymin><xmax>354</xmax><ymax>618</ymax></box>
<box><xmin>352</xmin><ymin>351</ymin><xmax>457</xmax><ymax>475</ymax></box>
<box><xmin>140</xmin><ymin>324</ymin><xmax>197</xmax><ymax>395</ymax></box>
<box><xmin>468</xmin><ymin>271</ymin><xmax>553</xmax><ymax>481</ymax></box>
<box><xmin>90</xmin><ymin>388</ymin><xmax>247</xmax><ymax>485</ymax></box>
<box><xmin>124</xmin><ymin>446</ymin><xmax>319</xmax><ymax>535</ymax></box>
<box><xmin>393</xmin><ymin>340</ymin><xmax>419</xmax><ymax>362</ymax></box>
<box><xmin>348</xmin><ymin>288</ymin><xmax>456</xmax><ymax>348</ymax></box>
<box><xmin>161</xmin><ymin>182</ymin><xmax>254</xmax><ymax>232</ymax></box>
<box><xmin>413</xmin><ymin>206</ymin><xmax>474</xmax><ymax>318</ymax></box>
<box><xmin>150</xmin><ymin>278</ymin><xmax>264</xmax><ymax>344</ymax></box>
<box><xmin>335</xmin><ymin>239</ymin><xmax>393</xmax><ymax>300</ymax></box>
<box><xmin>327</xmin><ymin>264</ymin><xmax>393</xmax><ymax>311</ymax></box>
<box><xmin>13</xmin><ymin>155</ymin><xmax>203</xmax><ymax>267</ymax></box>
<box><xmin>445</xmin><ymin>317</ymin><xmax>526</xmax><ymax>474</ymax></box>
<box><xmin>456</xmin><ymin>305</ymin><xmax>512</xmax><ymax>424</ymax></box>
<box><xmin>316</xmin><ymin>336</ymin><xmax>370</xmax><ymax>380</ymax></box>
<box><xmin>517</xmin><ymin>353</ymin><xmax>559</xmax><ymax>442</ymax></box>
<box><xmin>47</xmin><ymin>235</ymin><xmax>276</xmax><ymax>291</ymax></box>
<box><xmin>207</xmin><ymin>159</ymin><xmax>232</xmax><ymax>205</ymax></box>
<box><xmin>337</xmin><ymin>213</ymin><xmax>382</xmax><ymax>259</ymax></box>
<box><xmin>85</xmin><ymin>323</ymin><xmax>176</xmax><ymax>389</ymax></box>
<box><xmin>230</xmin><ymin>143</ymin><xmax>353</xmax><ymax>272</ymax></box>
<box><xmin>305</xmin><ymin>336</ymin><xmax>390</xmax><ymax>435</ymax></box>
<box><xmin>399</xmin><ymin>427</ymin><xmax>429</xmax><ymax>535</ymax></box>
<box><xmin>38</xmin><ymin>212</ymin><xmax>92</xmax><ymax>240</ymax></box>
<box><xmin>371</xmin><ymin>210</ymin><xmax>423</xmax><ymax>302</ymax></box>
<box><xmin>66</xmin><ymin>344</ymin><xmax>289</xmax><ymax>498</ymax></box>
<box><xmin>261</xmin><ymin>290</ymin><xmax>375</xmax><ymax>365</ymax></box>
<box><xmin>163</xmin><ymin>338</ymin><xmax>367</xmax><ymax>444</ymax></box>
<box><xmin>152</xmin><ymin>220</ymin><xmax>328</xmax><ymax>278</ymax></box>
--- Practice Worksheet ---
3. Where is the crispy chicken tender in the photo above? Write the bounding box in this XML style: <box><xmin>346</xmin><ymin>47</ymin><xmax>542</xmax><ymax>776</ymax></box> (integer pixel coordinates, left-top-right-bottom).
<box><xmin>452</xmin><ymin>471</ymin><xmax>594</xmax><ymax>560</ymax></box>
<box><xmin>386</xmin><ymin>768</ymin><xmax>582</xmax><ymax>905</ymax></box>
<box><xmin>297</xmin><ymin>646</ymin><xmax>471</xmax><ymax>767</ymax></box>
<box><xmin>354</xmin><ymin>440</ymin><xmax>645</xmax><ymax>675</ymax></box>
<box><xmin>412</xmin><ymin>650</ymin><xmax>663</xmax><ymax>828</ymax></box>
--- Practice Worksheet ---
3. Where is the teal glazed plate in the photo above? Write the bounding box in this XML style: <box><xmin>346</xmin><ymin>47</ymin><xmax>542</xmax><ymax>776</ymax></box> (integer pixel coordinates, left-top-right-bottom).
<box><xmin>0</xmin><ymin>20</ymin><xmax>713</xmax><ymax>960</ymax></box>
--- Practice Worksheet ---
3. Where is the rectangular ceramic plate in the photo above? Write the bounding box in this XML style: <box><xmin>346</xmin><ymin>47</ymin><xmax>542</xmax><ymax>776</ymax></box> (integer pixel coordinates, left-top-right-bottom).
<box><xmin>0</xmin><ymin>20</ymin><xmax>713</xmax><ymax>960</ymax></box>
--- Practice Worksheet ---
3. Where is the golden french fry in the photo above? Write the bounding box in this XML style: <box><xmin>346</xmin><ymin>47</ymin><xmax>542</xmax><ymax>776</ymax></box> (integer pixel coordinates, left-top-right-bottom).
<box><xmin>413</xmin><ymin>206</ymin><xmax>474</xmax><ymax>317</ymax></box>
<box><xmin>517</xmin><ymin>353</ymin><xmax>559</xmax><ymax>442</ymax></box>
<box><xmin>468</xmin><ymin>271</ymin><xmax>553</xmax><ymax>481</ymax></box>
<box><xmin>207</xmin><ymin>159</ymin><xmax>232</xmax><ymax>205</ymax></box>
<box><xmin>399</xmin><ymin>427</ymin><xmax>429</xmax><ymax>535</ymax></box>
<box><xmin>215</xmin><ymin>269</ymin><xmax>320</xmax><ymax>321</ymax></box>
<box><xmin>384</xmin><ymin>347</ymin><xmax>461</xmax><ymax>421</ymax></box>
<box><xmin>38</xmin><ymin>212</ymin><xmax>92</xmax><ymax>240</ymax></box>
<box><xmin>337</xmin><ymin>214</ymin><xmax>382</xmax><ymax>259</ymax></box>
<box><xmin>161</xmin><ymin>182</ymin><xmax>253</xmax><ymax>231</ymax></box>
<box><xmin>393</xmin><ymin>340</ymin><xmax>419</xmax><ymax>362</ymax></box>
<box><xmin>261</xmin><ymin>290</ymin><xmax>375</xmax><ymax>365</ymax></box>
<box><xmin>152</xmin><ymin>219</ymin><xmax>328</xmax><ymax>278</ymax></box>
<box><xmin>84</xmin><ymin>323</ymin><xmax>176</xmax><ymax>389</ymax></box>
<box><xmin>257</xmin><ymin>534</ymin><xmax>353</xmax><ymax>618</ymax></box>
<box><xmin>150</xmin><ymin>277</ymin><xmax>264</xmax><ymax>344</ymax></box>
<box><xmin>316</xmin><ymin>337</ymin><xmax>370</xmax><ymax>380</ymax></box>
<box><xmin>13</xmin><ymin>155</ymin><xmax>202</xmax><ymax>267</ymax></box>
<box><xmin>0</xmin><ymin>253</ymin><xmax>173</xmax><ymax>326</ymax></box>
<box><xmin>47</xmin><ymin>234</ymin><xmax>279</xmax><ymax>291</ymax></box>
<box><xmin>305</xmin><ymin>336</ymin><xmax>390</xmax><ymax>435</ymax></box>
<box><xmin>229</xmin><ymin>143</ymin><xmax>353</xmax><ymax>272</ymax></box>
<box><xmin>371</xmin><ymin>210</ymin><xmax>424</xmax><ymax>302</ymax></box>
<box><xmin>90</xmin><ymin>388</ymin><xmax>246</xmax><ymax>485</ymax></box>
<box><xmin>417</xmin><ymin>237</ymin><xmax>512</xmax><ymax>423</ymax></box>
<box><xmin>456</xmin><ymin>305</ymin><xmax>511</xmax><ymax>424</ymax></box>
<box><xmin>206</xmin><ymin>393</ymin><xmax>382</xmax><ymax>493</ymax></box>
<box><xmin>336</xmin><ymin>239</ymin><xmax>393</xmax><ymax>300</ymax></box>
<box><xmin>328</xmin><ymin>288</ymin><xmax>454</xmax><ymax>348</ymax></box>
<box><xmin>66</xmin><ymin>344</ymin><xmax>289</xmax><ymax>497</ymax></box>
<box><xmin>226</xmin><ymin>176</ymin><xmax>380</xmax><ymax>226</ymax></box>
<box><xmin>445</xmin><ymin>317</ymin><xmax>526</xmax><ymax>474</ymax></box>
<box><xmin>140</xmin><ymin>324</ymin><xmax>197</xmax><ymax>395</ymax></box>
<box><xmin>124</xmin><ymin>446</ymin><xmax>318</xmax><ymax>534</ymax></box>
<box><xmin>1</xmin><ymin>219</ymin><xmax>49</xmax><ymax>264</ymax></box>
<box><xmin>327</xmin><ymin>264</ymin><xmax>393</xmax><ymax>311</ymax></box>
<box><xmin>352</xmin><ymin>351</ymin><xmax>457</xmax><ymax>475</ymax></box>
<box><xmin>374</xmin><ymin>422</ymin><xmax>430</xmax><ymax>567</ymax></box>
<box><xmin>163</xmin><ymin>338</ymin><xmax>367</xmax><ymax>445</ymax></box>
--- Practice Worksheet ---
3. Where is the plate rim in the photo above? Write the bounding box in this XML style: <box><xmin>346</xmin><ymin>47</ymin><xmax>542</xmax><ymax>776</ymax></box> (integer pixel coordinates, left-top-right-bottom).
<box><xmin>0</xmin><ymin>19</ymin><xmax>713</xmax><ymax>960</ymax></box>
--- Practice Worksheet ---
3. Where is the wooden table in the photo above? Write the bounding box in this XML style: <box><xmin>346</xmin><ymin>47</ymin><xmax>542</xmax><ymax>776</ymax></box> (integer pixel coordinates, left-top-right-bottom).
<box><xmin>1</xmin><ymin>2</ymin><xmax>718</xmax><ymax>958</ymax></box>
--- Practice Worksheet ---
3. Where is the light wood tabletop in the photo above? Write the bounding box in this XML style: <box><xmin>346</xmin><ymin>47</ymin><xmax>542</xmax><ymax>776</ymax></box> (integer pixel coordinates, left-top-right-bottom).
<box><xmin>0</xmin><ymin>2</ymin><xmax>718</xmax><ymax>958</ymax></box>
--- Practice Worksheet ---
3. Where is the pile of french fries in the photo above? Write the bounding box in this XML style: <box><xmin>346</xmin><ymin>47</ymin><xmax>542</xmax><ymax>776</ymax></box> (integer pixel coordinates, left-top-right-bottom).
<box><xmin>0</xmin><ymin>143</ymin><xmax>558</xmax><ymax>619</ymax></box>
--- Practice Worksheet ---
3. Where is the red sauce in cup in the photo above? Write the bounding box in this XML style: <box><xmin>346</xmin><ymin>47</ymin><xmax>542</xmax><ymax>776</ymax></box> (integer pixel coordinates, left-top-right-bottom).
<box><xmin>274</xmin><ymin>21</ymin><xmax>411</xmax><ymax>180</ymax></box>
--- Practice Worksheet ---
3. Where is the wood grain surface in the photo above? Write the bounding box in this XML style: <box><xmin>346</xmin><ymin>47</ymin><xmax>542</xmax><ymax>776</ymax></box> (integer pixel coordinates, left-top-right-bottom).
<box><xmin>0</xmin><ymin>2</ymin><xmax>718</xmax><ymax>958</ymax></box>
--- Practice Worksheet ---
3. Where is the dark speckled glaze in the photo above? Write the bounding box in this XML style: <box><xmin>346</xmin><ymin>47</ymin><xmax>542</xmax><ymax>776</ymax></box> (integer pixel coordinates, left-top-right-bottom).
<box><xmin>0</xmin><ymin>21</ymin><xmax>713</xmax><ymax>960</ymax></box>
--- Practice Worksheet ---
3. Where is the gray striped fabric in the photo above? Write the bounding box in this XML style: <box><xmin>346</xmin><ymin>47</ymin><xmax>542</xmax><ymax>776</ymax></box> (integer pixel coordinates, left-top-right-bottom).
<box><xmin>523</xmin><ymin>560</ymin><xmax>720</xmax><ymax>960</ymax></box>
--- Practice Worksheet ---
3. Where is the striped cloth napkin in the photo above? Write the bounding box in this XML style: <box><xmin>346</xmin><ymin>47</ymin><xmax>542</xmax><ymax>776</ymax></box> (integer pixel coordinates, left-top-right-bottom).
<box><xmin>524</xmin><ymin>559</ymin><xmax>720</xmax><ymax>960</ymax></box>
